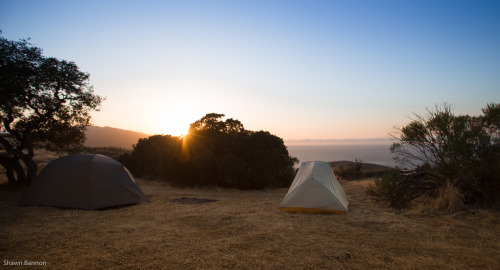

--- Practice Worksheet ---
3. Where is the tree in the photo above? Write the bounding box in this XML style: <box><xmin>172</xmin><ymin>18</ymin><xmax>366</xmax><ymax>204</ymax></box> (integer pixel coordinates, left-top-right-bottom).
<box><xmin>122</xmin><ymin>113</ymin><xmax>298</xmax><ymax>189</ymax></box>
<box><xmin>189</xmin><ymin>113</ymin><xmax>246</xmax><ymax>134</ymax></box>
<box><xmin>186</xmin><ymin>114</ymin><xmax>297</xmax><ymax>189</ymax></box>
<box><xmin>0</xmin><ymin>35</ymin><xmax>103</xmax><ymax>184</ymax></box>
<box><xmin>379</xmin><ymin>103</ymin><xmax>500</xmax><ymax>207</ymax></box>
<box><xmin>120</xmin><ymin>135</ymin><xmax>181</xmax><ymax>179</ymax></box>
<box><xmin>241</xmin><ymin>130</ymin><xmax>298</xmax><ymax>189</ymax></box>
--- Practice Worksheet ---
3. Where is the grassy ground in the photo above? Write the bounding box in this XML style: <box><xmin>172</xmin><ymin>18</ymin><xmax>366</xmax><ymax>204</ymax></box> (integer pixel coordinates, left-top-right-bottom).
<box><xmin>1</xmin><ymin>178</ymin><xmax>499</xmax><ymax>269</ymax></box>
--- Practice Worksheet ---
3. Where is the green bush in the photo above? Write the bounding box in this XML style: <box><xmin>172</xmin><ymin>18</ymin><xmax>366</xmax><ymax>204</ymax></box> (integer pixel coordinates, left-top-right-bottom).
<box><xmin>367</xmin><ymin>171</ymin><xmax>402</xmax><ymax>207</ymax></box>
<box><xmin>368</xmin><ymin>168</ymin><xmax>441</xmax><ymax>209</ymax></box>
<box><xmin>371</xmin><ymin>103</ymin><xmax>500</xmax><ymax>208</ymax></box>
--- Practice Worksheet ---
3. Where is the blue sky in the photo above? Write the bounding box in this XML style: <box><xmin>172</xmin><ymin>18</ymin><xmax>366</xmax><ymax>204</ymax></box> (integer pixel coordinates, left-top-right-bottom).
<box><xmin>1</xmin><ymin>0</ymin><xmax>499</xmax><ymax>139</ymax></box>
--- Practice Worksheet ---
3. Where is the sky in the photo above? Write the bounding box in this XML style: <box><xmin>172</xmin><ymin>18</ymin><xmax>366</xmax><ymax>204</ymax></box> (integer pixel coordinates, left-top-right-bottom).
<box><xmin>1</xmin><ymin>0</ymin><xmax>499</xmax><ymax>140</ymax></box>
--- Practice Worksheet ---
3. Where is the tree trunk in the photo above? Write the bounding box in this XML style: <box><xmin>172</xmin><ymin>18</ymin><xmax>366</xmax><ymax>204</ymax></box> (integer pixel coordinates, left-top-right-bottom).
<box><xmin>0</xmin><ymin>155</ymin><xmax>26</xmax><ymax>184</ymax></box>
<box><xmin>0</xmin><ymin>155</ymin><xmax>16</xmax><ymax>184</ymax></box>
<box><xmin>12</xmin><ymin>158</ymin><xmax>27</xmax><ymax>185</ymax></box>
<box><xmin>22</xmin><ymin>156</ymin><xmax>37</xmax><ymax>185</ymax></box>
<box><xmin>0</xmin><ymin>131</ymin><xmax>37</xmax><ymax>185</ymax></box>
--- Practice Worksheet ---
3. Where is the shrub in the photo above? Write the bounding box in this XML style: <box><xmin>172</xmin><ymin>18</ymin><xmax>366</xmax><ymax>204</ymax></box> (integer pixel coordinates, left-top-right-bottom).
<box><xmin>368</xmin><ymin>166</ymin><xmax>441</xmax><ymax>209</ymax></box>
<box><xmin>371</xmin><ymin>103</ymin><xmax>500</xmax><ymax>209</ymax></box>
<box><xmin>367</xmin><ymin>171</ymin><xmax>403</xmax><ymax>207</ymax></box>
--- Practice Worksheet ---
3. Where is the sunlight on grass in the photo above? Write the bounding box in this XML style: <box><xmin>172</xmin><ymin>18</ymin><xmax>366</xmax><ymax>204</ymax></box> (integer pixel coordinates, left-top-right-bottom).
<box><xmin>2</xmin><ymin>179</ymin><xmax>499</xmax><ymax>269</ymax></box>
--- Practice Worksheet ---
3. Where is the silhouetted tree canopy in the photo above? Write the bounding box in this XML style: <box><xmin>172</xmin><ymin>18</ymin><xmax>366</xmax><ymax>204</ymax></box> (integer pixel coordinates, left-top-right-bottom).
<box><xmin>0</xmin><ymin>35</ymin><xmax>103</xmax><ymax>184</ymax></box>
<box><xmin>120</xmin><ymin>113</ymin><xmax>298</xmax><ymax>189</ymax></box>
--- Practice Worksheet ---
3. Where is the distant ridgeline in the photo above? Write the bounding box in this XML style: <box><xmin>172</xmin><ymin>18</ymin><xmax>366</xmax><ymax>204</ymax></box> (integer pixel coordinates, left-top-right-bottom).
<box><xmin>84</xmin><ymin>126</ymin><xmax>149</xmax><ymax>149</ymax></box>
<box><xmin>330</xmin><ymin>160</ymin><xmax>396</xmax><ymax>180</ymax></box>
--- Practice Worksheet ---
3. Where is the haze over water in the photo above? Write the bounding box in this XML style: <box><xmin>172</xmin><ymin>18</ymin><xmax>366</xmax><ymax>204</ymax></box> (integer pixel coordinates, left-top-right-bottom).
<box><xmin>286</xmin><ymin>141</ymin><xmax>397</xmax><ymax>168</ymax></box>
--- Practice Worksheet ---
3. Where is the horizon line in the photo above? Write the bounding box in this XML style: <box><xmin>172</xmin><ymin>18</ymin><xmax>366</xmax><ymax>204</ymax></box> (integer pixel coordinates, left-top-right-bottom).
<box><xmin>88</xmin><ymin>125</ymin><xmax>395</xmax><ymax>142</ymax></box>
<box><xmin>284</xmin><ymin>138</ymin><xmax>395</xmax><ymax>145</ymax></box>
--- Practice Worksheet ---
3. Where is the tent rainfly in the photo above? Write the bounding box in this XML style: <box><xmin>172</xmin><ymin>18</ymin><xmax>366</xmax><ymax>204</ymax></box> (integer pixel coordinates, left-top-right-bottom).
<box><xmin>279</xmin><ymin>161</ymin><xmax>349</xmax><ymax>214</ymax></box>
<box><xmin>18</xmin><ymin>154</ymin><xmax>150</xmax><ymax>210</ymax></box>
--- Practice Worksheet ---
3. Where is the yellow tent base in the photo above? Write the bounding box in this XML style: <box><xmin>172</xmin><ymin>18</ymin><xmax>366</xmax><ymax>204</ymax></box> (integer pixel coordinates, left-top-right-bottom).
<box><xmin>279</xmin><ymin>207</ymin><xmax>348</xmax><ymax>215</ymax></box>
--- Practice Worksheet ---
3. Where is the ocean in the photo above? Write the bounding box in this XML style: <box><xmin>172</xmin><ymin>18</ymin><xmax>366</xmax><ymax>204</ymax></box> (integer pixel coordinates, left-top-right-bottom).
<box><xmin>286</xmin><ymin>143</ymin><xmax>397</xmax><ymax>168</ymax></box>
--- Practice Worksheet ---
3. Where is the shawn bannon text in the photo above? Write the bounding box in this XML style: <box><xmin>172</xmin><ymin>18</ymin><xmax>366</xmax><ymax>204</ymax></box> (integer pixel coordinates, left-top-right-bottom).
<box><xmin>4</xmin><ymin>260</ymin><xmax>47</xmax><ymax>266</ymax></box>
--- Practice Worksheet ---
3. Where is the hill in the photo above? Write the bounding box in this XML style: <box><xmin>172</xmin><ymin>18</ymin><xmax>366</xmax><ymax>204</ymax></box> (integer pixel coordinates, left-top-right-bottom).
<box><xmin>330</xmin><ymin>160</ymin><xmax>391</xmax><ymax>171</ymax></box>
<box><xmin>84</xmin><ymin>126</ymin><xmax>149</xmax><ymax>149</ymax></box>
<box><xmin>330</xmin><ymin>160</ymin><xmax>396</xmax><ymax>180</ymax></box>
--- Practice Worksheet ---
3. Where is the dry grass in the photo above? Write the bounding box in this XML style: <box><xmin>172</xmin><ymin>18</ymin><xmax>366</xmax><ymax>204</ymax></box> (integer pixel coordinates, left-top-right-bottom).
<box><xmin>1</xmin><ymin>178</ymin><xmax>499</xmax><ymax>269</ymax></box>
<box><xmin>408</xmin><ymin>181</ymin><xmax>466</xmax><ymax>215</ymax></box>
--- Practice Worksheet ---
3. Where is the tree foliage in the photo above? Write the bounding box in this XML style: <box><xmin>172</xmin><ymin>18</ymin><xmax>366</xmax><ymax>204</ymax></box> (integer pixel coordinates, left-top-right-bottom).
<box><xmin>0</xmin><ymin>35</ymin><xmax>103</xmax><ymax>184</ymax></box>
<box><xmin>120</xmin><ymin>113</ymin><xmax>298</xmax><ymax>189</ymax></box>
<box><xmin>373</xmin><ymin>103</ymin><xmax>500</xmax><ymax>208</ymax></box>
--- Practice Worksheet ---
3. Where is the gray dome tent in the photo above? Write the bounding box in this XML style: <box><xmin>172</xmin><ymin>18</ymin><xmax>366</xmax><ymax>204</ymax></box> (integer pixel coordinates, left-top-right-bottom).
<box><xmin>19</xmin><ymin>154</ymin><xmax>150</xmax><ymax>210</ymax></box>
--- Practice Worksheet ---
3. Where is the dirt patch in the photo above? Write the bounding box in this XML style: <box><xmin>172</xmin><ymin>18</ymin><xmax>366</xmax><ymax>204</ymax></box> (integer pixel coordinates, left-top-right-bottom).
<box><xmin>170</xmin><ymin>197</ymin><xmax>218</xmax><ymax>204</ymax></box>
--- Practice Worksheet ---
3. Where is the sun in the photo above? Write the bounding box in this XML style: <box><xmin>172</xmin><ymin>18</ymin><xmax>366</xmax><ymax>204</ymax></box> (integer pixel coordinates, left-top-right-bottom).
<box><xmin>146</xmin><ymin>105</ymin><xmax>202</xmax><ymax>137</ymax></box>
<box><xmin>144</xmin><ymin>93</ymin><xmax>208</xmax><ymax>137</ymax></box>
<box><xmin>151</xmin><ymin>116</ymin><xmax>191</xmax><ymax>136</ymax></box>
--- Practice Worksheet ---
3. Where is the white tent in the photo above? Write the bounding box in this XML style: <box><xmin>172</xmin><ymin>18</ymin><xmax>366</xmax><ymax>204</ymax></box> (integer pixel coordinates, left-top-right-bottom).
<box><xmin>279</xmin><ymin>161</ymin><xmax>349</xmax><ymax>214</ymax></box>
